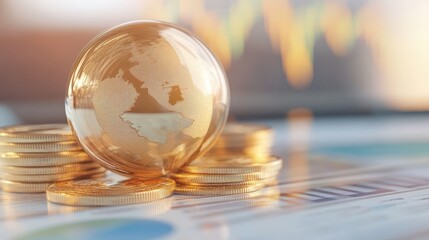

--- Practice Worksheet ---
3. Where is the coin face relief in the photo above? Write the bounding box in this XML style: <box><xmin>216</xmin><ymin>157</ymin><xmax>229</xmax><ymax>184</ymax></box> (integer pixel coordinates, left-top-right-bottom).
<box><xmin>66</xmin><ymin>20</ymin><xmax>230</xmax><ymax>179</ymax></box>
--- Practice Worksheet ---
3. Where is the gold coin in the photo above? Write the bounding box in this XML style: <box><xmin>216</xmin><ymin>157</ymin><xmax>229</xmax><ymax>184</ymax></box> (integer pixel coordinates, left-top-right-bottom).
<box><xmin>46</xmin><ymin>178</ymin><xmax>175</xmax><ymax>206</ymax></box>
<box><xmin>0</xmin><ymin>167</ymin><xmax>106</xmax><ymax>183</ymax></box>
<box><xmin>0</xmin><ymin>151</ymin><xmax>93</xmax><ymax>167</ymax></box>
<box><xmin>0</xmin><ymin>173</ymin><xmax>106</xmax><ymax>193</ymax></box>
<box><xmin>0</xmin><ymin>162</ymin><xmax>102</xmax><ymax>175</ymax></box>
<box><xmin>204</xmin><ymin>152</ymin><xmax>272</xmax><ymax>162</ymax></box>
<box><xmin>209</xmin><ymin>145</ymin><xmax>273</xmax><ymax>152</ymax></box>
<box><xmin>209</xmin><ymin>144</ymin><xmax>272</xmax><ymax>151</ymax></box>
<box><xmin>183</xmin><ymin>176</ymin><xmax>277</xmax><ymax>187</ymax></box>
<box><xmin>181</xmin><ymin>155</ymin><xmax>282</xmax><ymax>174</ymax></box>
<box><xmin>174</xmin><ymin>182</ymin><xmax>265</xmax><ymax>196</ymax></box>
<box><xmin>0</xmin><ymin>180</ymin><xmax>53</xmax><ymax>193</ymax></box>
<box><xmin>209</xmin><ymin>145</ymin><xmax>272</xmax><ymax>152</ymax></box>
<box><xmin>212</xmin><ymin>137</ymin><xmax>273</xmax><ymax>147</ymax></box>
<box><xmin>0</xmin><ymin>141</ymin><xmax>81</xmax><ymax>153</ymax></box>
<box><xmin>221</xmin><ymin>123</ymin><xmax>272</xmax><ymax>137</ymax></box>
<box><xmin>171</xmin><ymin>170</ymin><xmax>278</xmax><ymax>184</ymax></box>
<box><xmin>0</xmin><ymin>124</ymin><xmax>74</xmax><ymax>143</ymax></box>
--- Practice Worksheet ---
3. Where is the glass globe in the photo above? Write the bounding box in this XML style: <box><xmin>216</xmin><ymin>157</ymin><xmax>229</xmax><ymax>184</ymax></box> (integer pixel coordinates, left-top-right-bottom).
<box><xmin>66</xmin><ymin>21</ymin><xmax>229</xmax><ymax>179</ymax></box>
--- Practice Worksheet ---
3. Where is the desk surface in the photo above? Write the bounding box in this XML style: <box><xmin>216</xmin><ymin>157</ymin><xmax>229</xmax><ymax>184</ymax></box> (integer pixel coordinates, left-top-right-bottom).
<box><xmin>2</xmin><ymin>115</ymin><xmax>429</xmax><ymax>240</ymax></box>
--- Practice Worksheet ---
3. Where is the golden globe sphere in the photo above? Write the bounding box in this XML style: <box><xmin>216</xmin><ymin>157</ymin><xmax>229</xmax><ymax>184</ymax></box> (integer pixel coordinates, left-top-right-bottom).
<box><xmin>66</xmin><ymin>21</ymin><xmax>229</xmax><ymax>179</ymax></box>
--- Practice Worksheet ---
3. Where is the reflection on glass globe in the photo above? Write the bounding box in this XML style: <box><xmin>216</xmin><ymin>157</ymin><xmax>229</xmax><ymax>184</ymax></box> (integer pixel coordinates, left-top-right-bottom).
<box><xmin>66</xmin><ymin>21</ymin><xmax>229</xmax><ymax>179</ymax></box>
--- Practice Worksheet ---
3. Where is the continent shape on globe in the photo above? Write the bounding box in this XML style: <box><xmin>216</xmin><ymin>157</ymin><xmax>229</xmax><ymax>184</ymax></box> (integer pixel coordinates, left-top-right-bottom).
<box><xmin>91</xmin><ymin>28</ymin><xmax>214</xmax><ymax>159</ymax></box>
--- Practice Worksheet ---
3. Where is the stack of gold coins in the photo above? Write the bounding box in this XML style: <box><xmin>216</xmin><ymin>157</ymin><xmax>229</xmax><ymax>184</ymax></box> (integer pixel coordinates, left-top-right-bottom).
<box><xmin>205</xmin><ymin>123</ymin><xmax>274</xmax><ymax>161</ymax></box>
<box><xmin>0</xmin><ymin>124</ymin><xmax>106</xmax><ymax>193</ymax></box>
<box><xmin>172</xmin><ymin>155</ymin><xmax>282</xmax><ymax>196</ymax></box>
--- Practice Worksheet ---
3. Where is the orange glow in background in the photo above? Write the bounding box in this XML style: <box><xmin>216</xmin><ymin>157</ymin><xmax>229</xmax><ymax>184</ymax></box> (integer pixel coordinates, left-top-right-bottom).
<box><xmin>141</xmin><ymin>0</ymin><xmax>429</xmax><ymax>110</ymax></box>
<box><xmin>1</xmin><ymin>0</ymin><xmax>429</xmax><ymax>112</ymax></box>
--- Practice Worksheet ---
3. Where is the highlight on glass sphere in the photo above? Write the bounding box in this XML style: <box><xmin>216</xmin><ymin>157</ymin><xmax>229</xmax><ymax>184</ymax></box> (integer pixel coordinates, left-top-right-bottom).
<box><xmin>66</xmin><ymin>20</ymin><xmax>230</xmax><ymax>179</ymax></box>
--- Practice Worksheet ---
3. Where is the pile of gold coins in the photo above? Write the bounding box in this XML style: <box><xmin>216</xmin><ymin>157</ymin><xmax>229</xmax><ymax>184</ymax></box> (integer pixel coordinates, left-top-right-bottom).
<box><xmin>172</xmin><ymin>123</ymin><xmax>282</xmax><ymax>196</ymax></box>
<box><xmin>0</xmin><ymin>122</ymin><xmax>280</xmax><ymax>204</ymax></box>
<box><xmin>0</xmin><ymin>124</ymin><xmax>106</xmax><ymax>193</ymax></box>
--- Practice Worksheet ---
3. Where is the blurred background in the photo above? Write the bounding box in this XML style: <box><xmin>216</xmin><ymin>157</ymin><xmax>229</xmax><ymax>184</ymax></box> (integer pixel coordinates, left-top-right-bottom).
<box><xmin>1</xmin><ymin>0</ymin><xmax>429</xmax><ymax>125</ymax></box>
